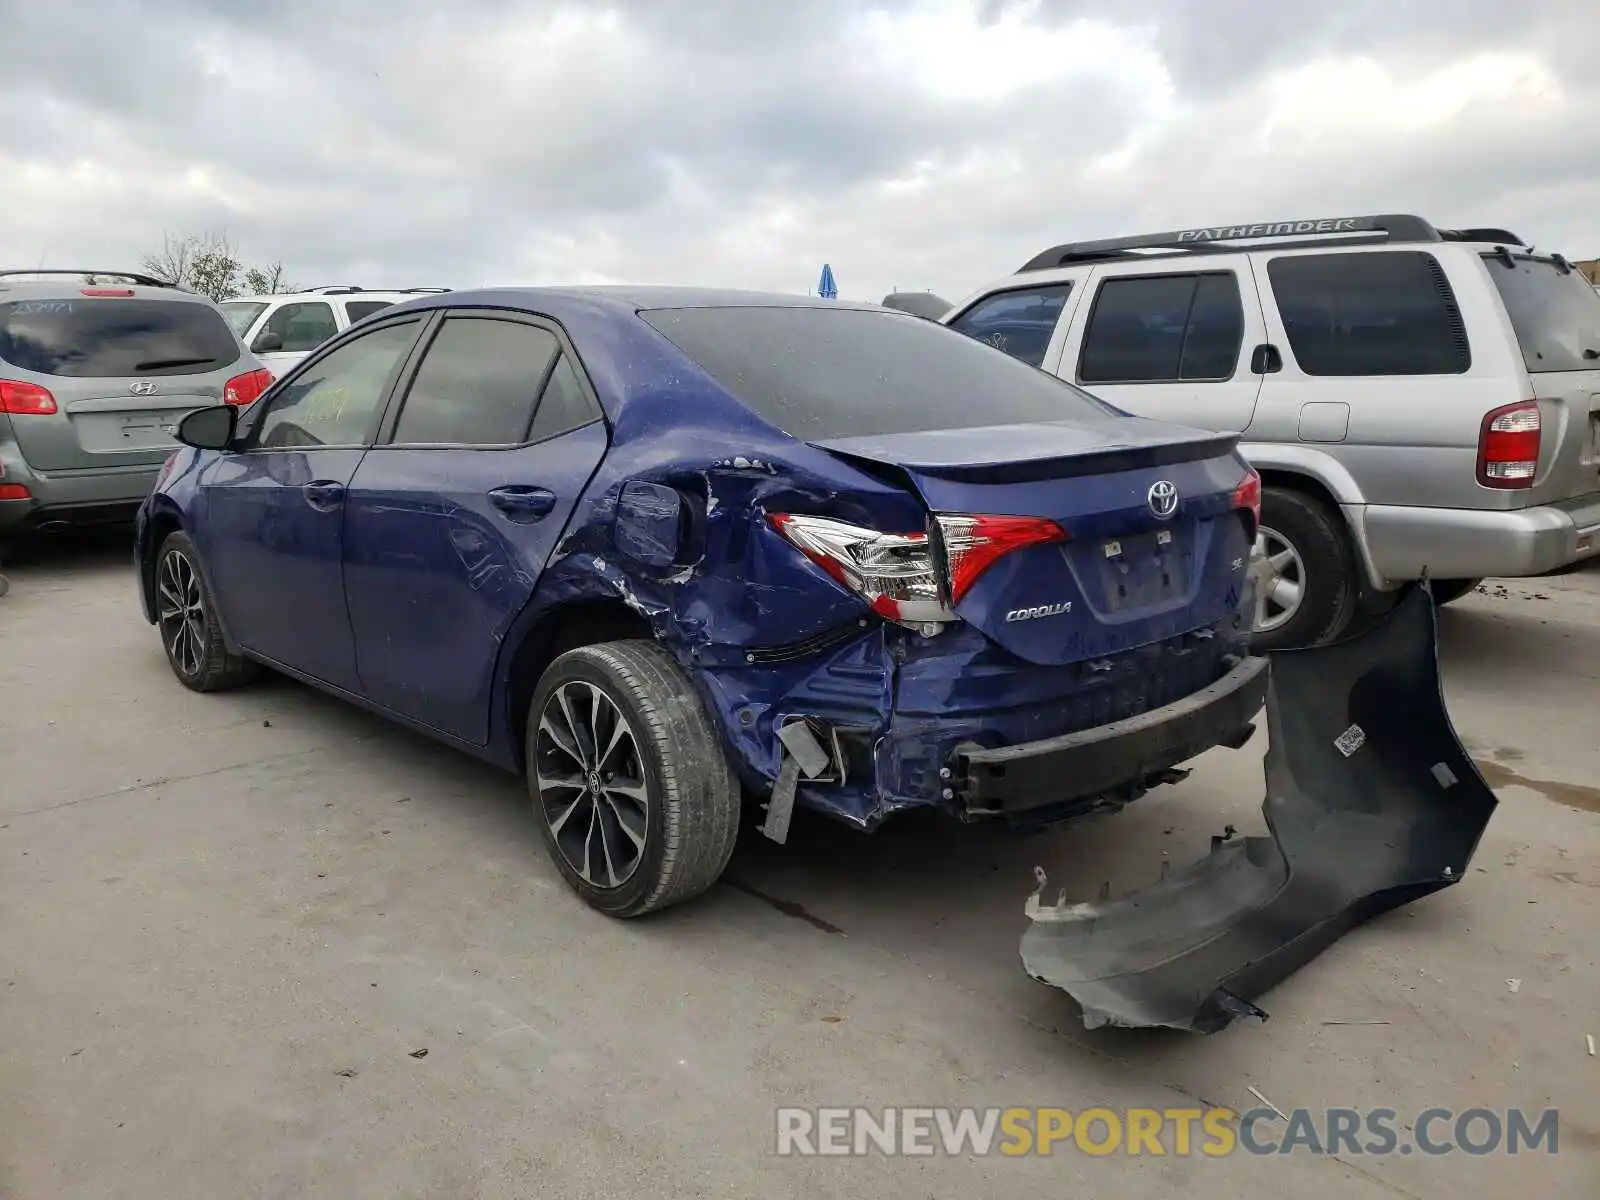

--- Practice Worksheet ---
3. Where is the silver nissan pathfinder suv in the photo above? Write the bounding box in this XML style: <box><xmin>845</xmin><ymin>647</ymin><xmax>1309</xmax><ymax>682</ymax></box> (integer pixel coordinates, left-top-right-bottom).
<box><xmin>944</xmin><ymin>214</ymin><xmax>1600</xmax><ymax>648</ymax></box>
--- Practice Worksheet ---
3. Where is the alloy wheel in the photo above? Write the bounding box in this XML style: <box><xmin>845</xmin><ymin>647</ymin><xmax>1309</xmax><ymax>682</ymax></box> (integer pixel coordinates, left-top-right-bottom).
<box><xmin>533</xmin><ymin>681</ymin><xmax>650</xmax><ymax>889</ymax></box>
<box><xmin>1253</xmin><ymin>525</ymin><xmax>1306</xmax><ymax>634</ymax></box>
<box><xmin>157</xmin><ymin>549</ymin><xmax>207</xmax><ymax>676</ymax></box>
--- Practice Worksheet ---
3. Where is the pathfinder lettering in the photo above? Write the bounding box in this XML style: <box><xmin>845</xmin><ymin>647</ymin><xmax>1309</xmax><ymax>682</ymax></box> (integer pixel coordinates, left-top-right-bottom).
<box><xmin>1176</xmin><ymin>218</ymin><xmax>1360</xmax><ymax>242</ymax></box>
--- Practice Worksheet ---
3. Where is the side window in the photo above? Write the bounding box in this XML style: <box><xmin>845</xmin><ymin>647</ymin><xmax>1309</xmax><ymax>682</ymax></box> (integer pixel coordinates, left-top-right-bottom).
<box><xmin>527</xmin><ymin>353</ymin><xmax>602</xmax><ymax>442</ymax></box>
<box><xmin>344</xmin><ymin>300</ymin><xmax>394</xmax><ymax>324</ymax></box>
<box><xmin>1267</xmin><ymin>251</ymin><xmax>1470</xmax><ymax>376</ymax></box>
<box><xmin>391</xmin><ymin>318</ymin><xmax>560</xmax><ymax>445</ymax></box>
<box><xmin>1078</xmin><ymin>273</ymin><xmax>1244</xmax><ymax>384</ymax></box>
<box><xmin>254</xmin><ymin>321</ymin><xmax>420</xmax><ymax>449</ymax></box>
<box><xmin>946</xmin><ymin>285</ymin><xmax>1073</xmax><ymax>368</ymax></box>
<box><xmin>258</xmin><ymin>301</ymin><xmax>339</xmax><ymax>353</ymax></box>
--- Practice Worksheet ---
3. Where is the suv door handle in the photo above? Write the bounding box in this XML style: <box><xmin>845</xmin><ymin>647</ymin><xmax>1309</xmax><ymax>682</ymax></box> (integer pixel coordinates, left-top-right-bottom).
<box><xmin>302</xmin><ymin>480</ymin><xmax>346</xmax><ymax>510</ymax></box>
<box><xmin>488</xmin><ymin>485</ymin><xmax>557</xmax><ymax>521</ymax></box>
<box><xmin>1250</xmin><ymin>343</ymin><xmax>1283</xmax><ymax>374</ymax></box>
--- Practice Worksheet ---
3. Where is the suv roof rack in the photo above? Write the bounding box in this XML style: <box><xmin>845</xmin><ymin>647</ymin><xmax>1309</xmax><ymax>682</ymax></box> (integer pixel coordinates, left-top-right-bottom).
<box><xmin>0</xmin><ymin>268</ymin><xmax>178</xmax><ymax>289</ymax></box>
<box><xmin>1016</xmin><ymin>214</ymin><xmax>1524</xmax><ymax>273</ymax></box>
<box><xmin>304</xmin><ymin>285</ymin><xmax>453</xmax><ymax>295</ymax></box>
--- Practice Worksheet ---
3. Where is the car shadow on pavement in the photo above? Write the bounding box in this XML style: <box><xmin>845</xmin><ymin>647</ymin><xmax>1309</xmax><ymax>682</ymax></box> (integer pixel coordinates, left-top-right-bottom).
<box><xmin>1</xmin><ymin>524</ymin><xmax>135</xmax><ymax>575</ymax></box>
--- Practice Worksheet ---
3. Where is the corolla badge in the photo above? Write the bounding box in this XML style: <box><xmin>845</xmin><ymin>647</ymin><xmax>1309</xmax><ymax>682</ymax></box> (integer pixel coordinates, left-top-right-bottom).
<box><xmin>129</xmin><ymin>380</ymin><xmax>158</xmax><ymax>396</ymax></box>
<box><xmin>1005</xmin><ymin>601</ymin><xmax>1073</xmax><ymax>622</ymax></box>
<box><xmin>1147</xmin><ymin>479</ymin><xmax>1179</xmax><ymax>519</ymax></box>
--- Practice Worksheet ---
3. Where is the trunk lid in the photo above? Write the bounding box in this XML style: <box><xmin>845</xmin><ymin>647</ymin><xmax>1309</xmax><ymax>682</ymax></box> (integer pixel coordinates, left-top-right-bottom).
<box><xmin>1482</xmin><ymin>253</ymin><xmax>1600</xmax><ymax>504</ymax></box>
<box><xmin>812</xmin><ymin>419</ymin><xmax>1255</xmax><ymax>665</ymax></box>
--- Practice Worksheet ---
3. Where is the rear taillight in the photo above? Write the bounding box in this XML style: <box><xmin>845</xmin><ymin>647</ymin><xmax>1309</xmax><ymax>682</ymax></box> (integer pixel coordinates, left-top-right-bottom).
<box><xmin>933</xmin><ymin>514</ymin><xmax>1067</xmax><ymax>603</ymax></box>
<box><xmin>1232</xmin><ymin>467</ymin><xmax>1262</xmax><ymax>533</ymax></box>
<box><xmin>0</xmin><ymin>483</ymin><xmax>31</xmax><ymax>501</ymax></box>
<box><xmin>0</xmin><ymin>380</ymin><xmax>58</xmax><ymax>415</ymax></box>
<box><xmin>224</xmin><ymin>367</ymin><xmax>274</xmax><ymax>407</ymax></box>
<box><xmin>767</xmin><ymin>511</ymin><xmax>1067</xmax><ymax>630</ymax></box>
<box><xmin>1477</xmin><ymin>401</ymin><xmax>1541</xmax><ymax>489</ymax></box>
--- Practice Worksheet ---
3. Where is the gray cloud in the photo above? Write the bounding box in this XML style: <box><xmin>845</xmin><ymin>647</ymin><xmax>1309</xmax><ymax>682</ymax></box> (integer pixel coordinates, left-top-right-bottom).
<box><xmin>0</xmin><ymin>0</ymin><xmax>1595</xmax><ymax>302</ymax></box>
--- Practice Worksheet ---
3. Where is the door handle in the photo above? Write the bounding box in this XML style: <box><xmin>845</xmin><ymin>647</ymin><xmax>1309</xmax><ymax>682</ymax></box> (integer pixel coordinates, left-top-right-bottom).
<box><xmin>488</xmin><ymin>485</ymin><xmax>557</xmax><ymax>521</ymax></box>
<box><xmin>1250</xmin><ymin>343</ymin><xmax>1283</xmax><ymax>375</ymax></box>
<box><xmin>302</xmin><ymin>480</ymin><xmax>346</xmax><ymax>510</ymax></box>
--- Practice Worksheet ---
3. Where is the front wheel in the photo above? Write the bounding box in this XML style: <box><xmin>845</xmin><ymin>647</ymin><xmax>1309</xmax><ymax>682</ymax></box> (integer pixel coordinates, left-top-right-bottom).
<box><xmin>1249</xmin><ymin>487</ymin><xmax>1358</xmax><ymax>652</ymax></box>
<box><xmin>526</xmin><ymin>640</ymin><xmax>740</xmax><ymax>918</ymax></box>
<box><xmin>155</xmin><ymin>531</ymin><xmax>261</xmax><ymax>692</ymax></box>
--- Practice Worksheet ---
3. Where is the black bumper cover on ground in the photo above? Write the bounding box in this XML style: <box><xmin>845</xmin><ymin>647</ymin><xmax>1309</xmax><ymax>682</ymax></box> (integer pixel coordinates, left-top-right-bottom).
<box><xmin>1020</xmin><ymin>582</ymin><xmax>1499</xmax><ymax>1033</ymax></box>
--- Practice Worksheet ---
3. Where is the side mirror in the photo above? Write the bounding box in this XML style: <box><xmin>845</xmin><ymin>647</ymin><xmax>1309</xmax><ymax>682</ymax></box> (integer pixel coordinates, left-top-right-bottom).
<box><xmin>252</xmin><ymin>330</ymin><xmax>284</xmax><ymax>354</ymax></box>
<box><xmin>176</xmin><ymin>404</ymin><xmax>239</xmax><ymax>451</ymax></box>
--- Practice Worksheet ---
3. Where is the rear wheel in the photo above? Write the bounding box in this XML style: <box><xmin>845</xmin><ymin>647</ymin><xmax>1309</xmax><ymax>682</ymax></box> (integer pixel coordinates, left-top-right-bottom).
<box><xmin>155</xmin><ymin>531</ymin><xmax>260</xmax><ymax>692</ymax></box>
<box><xmin>1430</xmin><ymin>578</ymin><xmax>1482</xmax><ymax>607</ymax></box>
<box><xmin>527</xmin><ymin>640</ymin><xmax>740</xmax><ymax>918</ymax></box>
<box><xmin>1250</xmin><ymin>487</ymin><xmax>1358</xmax><ymax>652</ymax></box>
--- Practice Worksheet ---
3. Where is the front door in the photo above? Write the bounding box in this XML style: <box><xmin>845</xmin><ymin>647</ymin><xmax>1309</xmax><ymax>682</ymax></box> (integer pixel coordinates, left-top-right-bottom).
<box><xmin>249</xmin><ymin>299</ymin><xmax>341</xmax><ymax>377</ymax></box>
<box><xmin>342</xmin><ymin>313</ymin><xmax>609</xmax><ymax>743</ymax></box>
<box><xmin>1053</xmin><ymin>258</ymin><xmax>1268</xmax><ymax>433</ymax></box>
<box><xmin>199</xmin><ymin>317</ymin><xmax>425</xmax><ymax>690</ymax></box>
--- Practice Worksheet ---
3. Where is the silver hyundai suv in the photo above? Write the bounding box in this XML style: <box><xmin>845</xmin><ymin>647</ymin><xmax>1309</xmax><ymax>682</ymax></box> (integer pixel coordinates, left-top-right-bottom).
<box><xmin>0</xmin><ymin>270</ymin><xmax>271</xmax><ymax>537</ymax></box>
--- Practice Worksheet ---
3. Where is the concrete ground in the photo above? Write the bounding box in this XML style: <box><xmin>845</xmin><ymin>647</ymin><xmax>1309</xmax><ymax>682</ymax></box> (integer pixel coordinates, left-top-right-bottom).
<box><xmin>1</xmin><ymin>533</ymin><xmax>1596</xmax><ymax>1200</ymax></box>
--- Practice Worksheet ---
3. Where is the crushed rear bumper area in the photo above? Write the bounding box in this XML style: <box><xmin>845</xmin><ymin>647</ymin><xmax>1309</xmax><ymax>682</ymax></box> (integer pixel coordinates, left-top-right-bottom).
<box><xmin>950</xmin><ymin>653</ymin><xmax>1268</xmax><ymax>817</ymax></box>
<box><xmin>1019</xmin><ymin>582</ymin><xmax>1498</xmax><ymax>1033</ymax></box>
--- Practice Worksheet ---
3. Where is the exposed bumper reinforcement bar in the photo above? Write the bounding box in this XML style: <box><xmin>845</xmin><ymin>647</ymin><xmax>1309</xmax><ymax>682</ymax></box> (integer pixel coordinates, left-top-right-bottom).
<box><xmin>1019</xmin><ymin>581</ymin><xmax>1499</xmax><ymax>1033</ymax></box>
<box><xmin>952</xmin><ymin>653</ymin><xmax>1269</xmax><ymax>816</ymax></box>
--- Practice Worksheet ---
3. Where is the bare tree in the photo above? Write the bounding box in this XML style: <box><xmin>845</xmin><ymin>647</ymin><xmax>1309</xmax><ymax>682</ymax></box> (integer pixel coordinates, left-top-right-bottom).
<box><xmin>137</xmin><ymin>231</ymin><xmax>295</xmax><ymax>301</ymax></box>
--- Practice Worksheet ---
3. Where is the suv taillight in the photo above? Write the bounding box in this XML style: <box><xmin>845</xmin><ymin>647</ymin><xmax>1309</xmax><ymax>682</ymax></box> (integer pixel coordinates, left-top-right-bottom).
<box><xmin>224</xmin><ymin>367</ymin><xmax>274</xmax><ymax>407</ymax></box>
<box><xmin>767</xmin><ymin>511</ymin><xmax>1067</xmax><ymax>629</ymax></box>
<box><xmin>0</xmin><ymin>380</ymin><xmax>58</xmax><ymax>415</ymax></box>
<box><xmin>1478</xmin><ymin>401</ymin><xmax>1541</xmax><ymax>489</ymax></box>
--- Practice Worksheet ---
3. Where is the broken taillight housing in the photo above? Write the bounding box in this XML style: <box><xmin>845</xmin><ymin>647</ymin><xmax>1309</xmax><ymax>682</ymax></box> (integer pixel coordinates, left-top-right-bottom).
<box><xmin>767</xmin><ymin>511</ymin><xmax>1067</xmax><ymax>629</ymax></box>
<box><xmin>1232</xmin><ymin>466</ymin><xmax>1262</xmax><ymax>534</ymax></box>
<box><xmin>1477</xmin><ymin>400</ymin><xmax>1541</xmax><ymax>489</ymax></box>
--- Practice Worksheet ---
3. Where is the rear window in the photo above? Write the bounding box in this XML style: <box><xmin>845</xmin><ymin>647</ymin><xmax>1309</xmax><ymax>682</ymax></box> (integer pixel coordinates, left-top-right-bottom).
<box><xmin>345</xmin><ymin>300</ymin><xmax>395</xmax><ymax>323</ymax></box>
<box><xmin>638</xmin><ymin>305</ymin><xmax>1120</xmax><ymax>440</ymax></box>
<box><xmin>1484</xmin><ymin>255</ymin><xmax>1600</xmax><ymax>373</ymax></box>
<box><xmin>0</xmin><ymin>298</ymin><xmax>241</xmax><ymax>379</ymax></box>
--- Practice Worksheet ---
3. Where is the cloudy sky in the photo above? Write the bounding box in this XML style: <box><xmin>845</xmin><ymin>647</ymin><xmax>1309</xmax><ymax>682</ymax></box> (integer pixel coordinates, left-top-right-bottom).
<box><xmin>2</xmin><ymin>0</ymin><xmax>1596</xmax><ymax>304</ymax></box>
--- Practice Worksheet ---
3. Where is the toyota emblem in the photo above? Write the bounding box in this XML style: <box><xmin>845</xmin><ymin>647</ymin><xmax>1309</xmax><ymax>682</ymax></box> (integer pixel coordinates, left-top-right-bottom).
<box><xmin>1147</xmin><ymin>480</ymin><xmax>1179</xmax><ymax>519</ymax></box>
<box><xmin>129</xmin><ymin>381</ymin><xmax>158</xmax><ymax>396</ymax></box>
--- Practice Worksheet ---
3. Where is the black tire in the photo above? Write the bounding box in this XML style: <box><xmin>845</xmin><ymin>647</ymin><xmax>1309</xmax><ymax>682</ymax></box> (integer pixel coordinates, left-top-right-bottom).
<box><xmin>1430</xmin><ymin>578</ymin><xmax>1483</xmax><ymax>607</ymax></box>
<box><xmin>1250</xmin><ymin>486</ymin><xmax>1358</xmax><ymax>652</ymax></box>
<box><xmin>526</xmin><ymin>639</ymin><xmax>740</xmax><ymax>918</ymax></box>
<box><xmin>154</xmin><ymin>530</ymin><xmax>261</xmax><ymax>692</ymax></box>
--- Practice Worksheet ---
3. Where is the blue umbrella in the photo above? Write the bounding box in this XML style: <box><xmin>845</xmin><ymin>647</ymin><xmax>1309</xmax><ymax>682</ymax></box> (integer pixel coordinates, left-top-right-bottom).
<box><xmin>817</xmin><ymin>263</ymin><xmax>838</xmax><ymax>299</ymax></box>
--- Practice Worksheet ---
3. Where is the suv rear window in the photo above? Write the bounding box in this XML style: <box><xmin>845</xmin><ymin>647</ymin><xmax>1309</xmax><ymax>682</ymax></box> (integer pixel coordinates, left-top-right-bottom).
<box><xmin>0</xmin><ymin>298</ymin><xmax>240</xmax><ymax>379</ymax></box>
<box><xmin>1484</xmin><ymin>255</ymin><xmax>1600</xmax><ymax>373</ymax></box>
<box><xmin>639</xmin><ymin>305</ymin><xmax>1119</xmax><ymax>440</ymax></box>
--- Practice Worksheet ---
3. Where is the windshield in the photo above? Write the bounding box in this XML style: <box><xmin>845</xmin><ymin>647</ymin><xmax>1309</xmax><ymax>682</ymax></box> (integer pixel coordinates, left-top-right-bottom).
<box><xmin>638</xmin><ymin>304</ymin><xmax>1120</xmax><ymax>440</ymax></box>
<box><xmin>0</xmin><ymin>298</ymin><xmax>242</xmax><ymax>378</ymax></box>
<box><xmin>1484</xmin><ymin>255</ymin><xmax>1600</xmax><ymax>373</ymax></box>
<box><xmin>221</xmin><ymin>301</ymin><xmax>267</xmax><ymax>338</ymax></box>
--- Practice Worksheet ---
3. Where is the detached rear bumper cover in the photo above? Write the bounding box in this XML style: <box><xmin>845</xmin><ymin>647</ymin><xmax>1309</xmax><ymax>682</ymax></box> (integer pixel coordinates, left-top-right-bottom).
<box><xmin>1020</xmin><ymin>582</ymin><xmax>1498</xmax><ymax>1033</ymax></box>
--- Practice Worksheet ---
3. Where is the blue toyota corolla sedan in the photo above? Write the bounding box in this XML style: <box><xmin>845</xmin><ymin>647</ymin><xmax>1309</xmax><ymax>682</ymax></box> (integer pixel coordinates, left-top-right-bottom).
<box><xmin>134</xmin><ymin>286</ymin><xmax>1266</xmax><ymax>918</ymax></box>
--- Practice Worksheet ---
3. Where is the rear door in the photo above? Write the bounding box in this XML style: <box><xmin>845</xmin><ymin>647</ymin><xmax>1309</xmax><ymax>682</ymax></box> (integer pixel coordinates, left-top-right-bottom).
<box><xmin>0</xmin><ymin>293</ymin><xmax>244</xmax><ymax>471</ymax></box>
<box><xmin>1057</xmin><ymin>258</ymin><xmax>1266</xmax><ymax>433</ymax></box>
<box><xmin>343</xmin><ymin>311</ymin><xmax>608</xmax><ymax>743</ymax></box>
<box><xmin>1481</xmin><ymin>252</ymin><xmax>1600</xmax><ymax>504</ymax></box>
<box><xmin>199</xmin><ymin>316</ymin><xmax>426</xmax><ymax>691</ymax></box>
